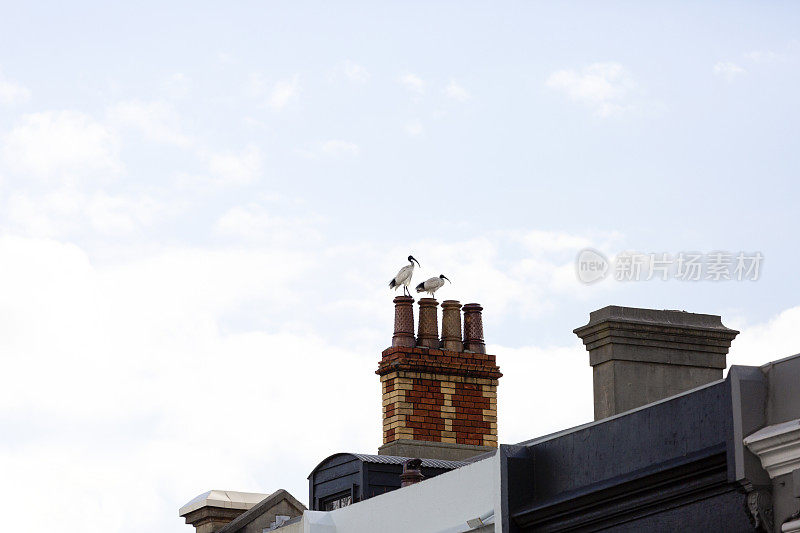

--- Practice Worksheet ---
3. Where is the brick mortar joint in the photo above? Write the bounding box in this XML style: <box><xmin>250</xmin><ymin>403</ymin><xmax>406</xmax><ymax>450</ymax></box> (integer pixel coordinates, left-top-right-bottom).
<box><xmin>382</xmin><ymin>346</ymin><xmax>496</xmax><ymax>359</ymax></box>
<box><xmin>377</xmin><ymin>355</ymin><xmax>500</xmax><ymax>372</ymax></box>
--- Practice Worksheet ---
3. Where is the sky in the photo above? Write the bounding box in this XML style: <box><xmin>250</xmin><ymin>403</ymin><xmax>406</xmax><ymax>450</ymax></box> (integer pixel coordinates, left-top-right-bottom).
<box><xmin>0</xmin><ymin>2</ymin><xmax>799</xmax><ymax>531</ymax></box>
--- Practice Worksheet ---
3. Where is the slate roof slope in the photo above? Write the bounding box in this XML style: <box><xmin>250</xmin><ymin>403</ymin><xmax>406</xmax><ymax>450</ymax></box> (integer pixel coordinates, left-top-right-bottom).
<box><xmin>217</xmin><ymin>489</ymin><xmax>306</xmax><ymax>533</ymax></box>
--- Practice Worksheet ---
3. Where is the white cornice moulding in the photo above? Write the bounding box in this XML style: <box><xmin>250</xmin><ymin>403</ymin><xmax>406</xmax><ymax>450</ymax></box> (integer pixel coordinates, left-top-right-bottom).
<box><xmin>744</xmin><ymin>418</ymin><xmax>800</xmax><ymax>479</ymax></box>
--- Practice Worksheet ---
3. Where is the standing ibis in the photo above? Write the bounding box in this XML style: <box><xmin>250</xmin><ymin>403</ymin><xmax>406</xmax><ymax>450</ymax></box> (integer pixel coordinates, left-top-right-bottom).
<box><xmin>416</xmin><ymin>274</ymin><xmax>451</xmax><ymax>297</ymax></box>
<box><xmin>389</xmin><ymin>255</ymin><xmax>420</xmax><ymax>297</ymax></box>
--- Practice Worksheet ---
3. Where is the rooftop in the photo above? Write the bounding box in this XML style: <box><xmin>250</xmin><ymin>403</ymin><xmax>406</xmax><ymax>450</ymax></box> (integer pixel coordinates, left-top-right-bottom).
<box><xmin>178</xmin><ymin>489</ymin><xmax>269</xmax><ymax>517</ymax></box>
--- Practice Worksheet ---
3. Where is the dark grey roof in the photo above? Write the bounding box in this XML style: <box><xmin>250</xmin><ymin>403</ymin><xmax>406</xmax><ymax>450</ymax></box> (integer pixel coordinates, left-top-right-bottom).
<box><xmin>347</xmin><ymin>453</ymin><xmax>469</xmax><ymax>469</ymax></box>
<box><xmin>307</xmin><ymin>452</ymin><xmax>473</xmax><ymax>481</ymax></box>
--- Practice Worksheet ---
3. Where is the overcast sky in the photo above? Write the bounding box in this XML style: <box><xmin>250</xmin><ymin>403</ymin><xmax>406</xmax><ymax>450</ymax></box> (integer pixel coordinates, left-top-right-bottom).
<box><xmin>1</xmin><ymin>2</ymin><xmax>799</xmax><ymax>532</ymax></box>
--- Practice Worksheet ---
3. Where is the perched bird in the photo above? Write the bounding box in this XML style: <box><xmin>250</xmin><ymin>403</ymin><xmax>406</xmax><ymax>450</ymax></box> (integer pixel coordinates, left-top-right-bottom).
<box><xmin>416</xmin><ymin>274</ymin><xmax>451</xmax><ymax>297</ymax></box>
<box><xmin>389</xmin><ymin>255</ymin><xmax>420</xmax><ymax>297</ymax></box>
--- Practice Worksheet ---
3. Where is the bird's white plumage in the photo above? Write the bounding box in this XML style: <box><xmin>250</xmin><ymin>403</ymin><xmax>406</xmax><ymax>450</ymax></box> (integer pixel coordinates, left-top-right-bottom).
<box><xmin>389</xmin><ymin>256</ymin><xmax>420</xmax><ymax>296</ymax></box>
<box><xmin>416</xmin><ymin>276</ymin><xmax>445</xmax><ymax>296</ymax></box>
<box><xmin>393</xmin><ymin>264</ymin><xmax>415</xmax><ymax>288</ymax></box>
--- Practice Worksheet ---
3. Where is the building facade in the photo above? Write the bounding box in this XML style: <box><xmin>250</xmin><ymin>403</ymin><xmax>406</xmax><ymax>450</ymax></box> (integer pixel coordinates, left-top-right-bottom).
<box><xmin>180</xmin><ymin>303</ymin><xmax>800</xmax><ymax>532</ymax></box>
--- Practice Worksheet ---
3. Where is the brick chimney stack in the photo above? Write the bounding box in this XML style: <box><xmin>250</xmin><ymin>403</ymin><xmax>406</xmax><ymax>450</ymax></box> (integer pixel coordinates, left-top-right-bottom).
<box><xmin>378</xmin><ymin>299</ymin><xmax>501</xmax><ymax>461</ymax></box>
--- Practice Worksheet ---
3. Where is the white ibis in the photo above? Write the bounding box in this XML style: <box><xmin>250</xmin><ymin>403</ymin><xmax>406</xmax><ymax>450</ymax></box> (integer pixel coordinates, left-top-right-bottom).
<box><xmin>389</xmin><ymin>255</ymin><xmax>420</xmax><ymax>297</ymax></box>
<box><xmin>416</xmin><ymin>274</ymin><xmax>451</xmax><ymax>297</ymax></box>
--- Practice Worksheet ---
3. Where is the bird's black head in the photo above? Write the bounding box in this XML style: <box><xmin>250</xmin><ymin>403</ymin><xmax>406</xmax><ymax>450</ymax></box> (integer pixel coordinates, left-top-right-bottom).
<box><xmin>440</xmin><ymin>274</ymin><xmax>451</xmax><ymax>283</ymax></box>
<box><xmin>408</xmin><ymin>255</ymin><xmax>420</xmax><ymax>267</ymax></box>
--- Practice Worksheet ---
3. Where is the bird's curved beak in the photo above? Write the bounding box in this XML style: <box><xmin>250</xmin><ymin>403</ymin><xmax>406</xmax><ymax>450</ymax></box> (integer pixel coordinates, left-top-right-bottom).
<box><xmin>442</xmin><ymin>275</ymin><xmax>451</xmax><ymax>283</ymax></box>
<box><xmin>411</xmin><ymin>256</ymin><xmax>420</xmax><ymax>267</ymax></box>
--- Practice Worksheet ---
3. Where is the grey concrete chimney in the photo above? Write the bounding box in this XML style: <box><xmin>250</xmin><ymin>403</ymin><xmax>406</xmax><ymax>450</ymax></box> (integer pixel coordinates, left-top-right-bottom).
<box><xmin>574</xmin><ymin>305</ymin><xmax>739</xmax><ymax>420</ymax></box>
<box><xmin>179</xmin><ymin>490</ymin><xmax>268</xmax><ymax>533</ymax></box>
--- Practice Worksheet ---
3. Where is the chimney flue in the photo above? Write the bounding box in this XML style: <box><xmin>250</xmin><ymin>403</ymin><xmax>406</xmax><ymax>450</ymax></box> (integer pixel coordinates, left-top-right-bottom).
<box><xmin>417</xmin><ymin>298</ymin><xmax>439</xmax><ymax>349</ymax></box>
<box><xmin>392</xmin><ymin>296</ymin><xmax>416</xmax><ymax>348</ymax></box>
<box><xmin>574</xmin><ymin>305</ymin><xmax>739</xmax><ymax>420</ymax></box>
<box><xmin>379</xmin><ymin>299</ymin><xmax>501</xmax><ymax>460</ymax></box>
<box><xmin>440</xmin><ymin>300</ymin><xmax>463</xmax><ymax>351</ymax></box>
<box><xmin>462</xmin><ymin>303</ymin><xmax>486</xmax><ymax>353</ymax></box>
<box><xmin>400</xmin><ymin>458</ymin><xmax>425</xmax><ymax>487</ymax></box>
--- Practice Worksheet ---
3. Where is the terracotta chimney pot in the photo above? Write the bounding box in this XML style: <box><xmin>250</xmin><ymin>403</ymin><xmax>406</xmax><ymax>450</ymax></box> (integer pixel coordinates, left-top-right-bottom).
<box><xmin>417</xmin><ymin>298</ymin><xmax>440</xmax><ymax>349</ymax></box>
<box><xmin>392</xmin><ymin>296</ymin><xmax>416</xmax><ymax>348</ymax></box>
<box><xmin>463</xmin><ymin>303</ymin><xmax>486</xmax><ymax>353</ymax></box>
<box><xmin>440</xmin><ymin>300</ymin><xmax>463</xmax><ymax>351</ymax></box>
<box><xmin>400</xmin><ymin>458</ymin><xmax>425</xmax><ymax>487</ymax></box>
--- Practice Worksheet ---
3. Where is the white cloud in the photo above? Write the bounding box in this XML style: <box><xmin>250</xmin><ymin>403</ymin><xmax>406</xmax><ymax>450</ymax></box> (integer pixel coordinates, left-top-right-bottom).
<box><xmin>107</xmin><ymin>100</ymin><xmax>191</xmax><ymax>147</ymax></box>
<box><xmin>321</xmin><ymin>139</ymin><xmax>360</xmax><ymax>157</ymax></box>
<box><xmin>728</xmin><ymin>306</ymin><xmax>800</xmax><ymax>367</ymax></box>
<box><xmin>513</xmin><ymin>229</ymin><xmax>595</xmax><ymax>254</ymax></box>
<box><xmin>245</xmin><ymin>72</ymin><xmax>268</xmax><ymax>98</ymax></box>
<box><xmin>399</xmin><ymin>73</ymin><xmax>425</xmax><ymax>94</ymax></box>
<box><xmin>546</xmin><ymin>62</ymin><xmax>641</xmax><ymax>117</ymax></box>
<box><xmin>496</xmin><ymin>342</ymin><xmax>593</xmax><ymax>442</ymax></box>
<box><xmin>293</xmin><ymin>148</ymin><xmax>318</xmax><ymax>160</ymax></box>
<box><xmin>268</xmin><ymin>77</ymin><xmax>299</xmax><ymax>110</ymax></box>
<box><xmin>444</xmin><ymin>80</ymin><xmax>470</xmax><ymax>102</ymax></box>
<box><xmin>0</xmin><ymin>71</ymin><xmax>31</xmax><ymax>106</ymax></box>
<box><xmin>216</xmin><ymin>51</ymin><xmax>235</xmax><ymax>64</ymax></box>
<box><xmin>343</xmin><ymin>61</ymin><xmax>370</xmax><ymax>83</ymax></box>
<box><xmin>214</xmin><ymin>203</ymin><xmax>322</xmax><ymax>244</ymax></box>
<box><xmin>4</xmin><ymin>190</ymin><xmax>166</xmax><ymax>237</ymax></box>
<box><xmin>0</xmin><ymin>235</ymin><xmax>369</xmax><ymax>532</ymax></box>
<box><xmin>713</xmin><ymin>61</ymin><xmax>746</xmax><ymax>81</ymax></box>
<box><xmin>246</xmin><ymin>74</ymin><xmax>300</xmax><ymax>110</ymax></box>
<box><xmin>743</xmin><ymin>50</ymin><xmax>784</xmax><ymax>64</ymax></box>
<box><xmin>1</xmin><ymin>110</ymin><xmax>120</xmax><ymax>181</ymax></box>
<box><xmin>404</xmin><ymin>119</ymin><xmax>424</xmax><ymax>136</ymax></box>
<box><xmin>163</xmin><ymin>72</ymin><xmax>191</xmax><ymax>99</ymax></box>
<box><xmin>205</xmin><ymin>144</ymin><xmax>263</xmax><ymax>185</ymax></box>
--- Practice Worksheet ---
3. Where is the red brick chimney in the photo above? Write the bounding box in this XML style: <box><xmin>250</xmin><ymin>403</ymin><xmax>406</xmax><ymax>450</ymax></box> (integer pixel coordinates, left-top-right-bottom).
<box><xmin>377</xmin><ymin>298</ymin><xmax>501</xmax><ymax>461</ymax></box>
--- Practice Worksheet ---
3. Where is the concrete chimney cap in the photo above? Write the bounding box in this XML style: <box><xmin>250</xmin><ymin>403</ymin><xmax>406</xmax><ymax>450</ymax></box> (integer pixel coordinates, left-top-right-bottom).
<box><xmin>574</xmin><ymin>305</ymin><xmax>739</xmax><ymax>334</ymax></box>
<box><xmin>178</xmin><ymin>490</ymin><xmax>269</xmax><ymax>517</ymax></box>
